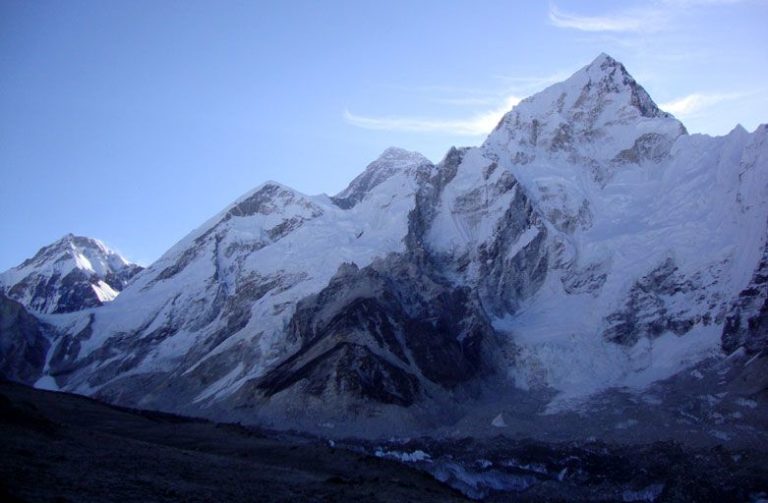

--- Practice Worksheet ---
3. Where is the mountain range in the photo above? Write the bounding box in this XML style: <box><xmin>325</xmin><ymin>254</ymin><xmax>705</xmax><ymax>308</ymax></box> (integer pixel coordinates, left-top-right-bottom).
<box><xmin>1</xmin><ymin>53</ymin><xmax>765</xmax><ymax>444</ymax></box>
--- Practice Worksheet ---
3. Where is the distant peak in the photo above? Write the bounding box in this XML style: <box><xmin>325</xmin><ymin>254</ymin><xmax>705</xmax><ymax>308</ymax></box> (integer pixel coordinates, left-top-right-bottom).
<box><xmin>258</xmin><ymin>180</ymin><xmax>292</xmax><ymax>191</ymax></box>
<box><xmin>382</xmin><ymin>146</ymin><xmax>410</xmax><ymax>156</ymax></box>
<box><xmin>1</xmin><ymin>233</ymin><xmax>141</xmax><ymax>313</ymax></box>
<box><xmin>224</xmin><ymin>181</ymin><xmax>315</xmax><ymax>221</ymax></box>
<box><xmin>57</xmin><ymin>233</ymin><xmax>79</xmax><ymax>246</ymax></box>
<box><xmin>376</xmin><ymin>147</ymin><xmax>430</xmax><ymax>164</ymax></box>
<box><xmin>729</xmin><ymin>124</ymin><xmax>748</xmax><ymax>136</ymax></box>
<box><xmin>59</xmin><ymin>233</ymin><xmax>95</xmax><ymax>245</ymax></box>
<box><xmin>332</xmin><ymin>147</ymin><xmax>433</xmax><ymax>209</ymax></box>
<box><xmin>52</xmin><ymin>234</ymin><xmax>113</xmax><ymax>255</ymax></box>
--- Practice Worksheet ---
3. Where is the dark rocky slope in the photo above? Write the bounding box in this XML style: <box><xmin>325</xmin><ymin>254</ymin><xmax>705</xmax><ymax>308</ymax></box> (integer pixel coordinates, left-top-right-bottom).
<box><xmin>0</xmin><ymin>381</ymin><xmax>466</xmax><ymax>502</ymax></box>
<box><xmin>0</xmin><ymin>294</ymin><xmax>49</xmax><ymax>385</ymax></box>
<box><xmin>2</xmin><ymin>381</ymin><xmax>766</xmax><ymax>502</ymax></box>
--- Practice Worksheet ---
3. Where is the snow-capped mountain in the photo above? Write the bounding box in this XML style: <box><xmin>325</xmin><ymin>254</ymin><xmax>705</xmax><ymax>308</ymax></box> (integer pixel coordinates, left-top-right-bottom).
<box><xmin>0</xmin><ymin>234</ymin><xmax>142</xmax><ymax>314</ymax></box>
<box><xmin>5</xmin><ymin>54</ymin><xmax>767</xmax><ymax>440</ymax></box>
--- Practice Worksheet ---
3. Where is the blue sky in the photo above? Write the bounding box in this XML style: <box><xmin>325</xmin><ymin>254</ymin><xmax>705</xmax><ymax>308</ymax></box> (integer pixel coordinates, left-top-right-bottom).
<box><xmin>1</xmin><ymin>0</ymin><xmax>766</xmax><ymax>269</ymax></box>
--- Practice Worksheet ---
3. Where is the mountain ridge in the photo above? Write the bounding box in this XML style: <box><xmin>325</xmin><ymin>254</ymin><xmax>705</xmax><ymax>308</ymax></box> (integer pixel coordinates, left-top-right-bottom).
<box><xmin>2</xmin><ymin>53</ymin><xmax>766</xmax><ymax>443</ymax></box>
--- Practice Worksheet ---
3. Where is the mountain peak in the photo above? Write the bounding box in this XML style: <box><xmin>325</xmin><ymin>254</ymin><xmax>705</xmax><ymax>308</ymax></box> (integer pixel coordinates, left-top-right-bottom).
<box><xmin>53</xmin><ymin>232</ymin><xmax>115</xmax><ymax>264</ymax></box>
<box><xmin>332</xmin><ymin>147</ymin><xmax>433</xmax><ymax>209</ymax></box>
<box><xmin>577</xmin><ymin>53</ymin><xmax>669</xmax><ymax>120</ymax></box>
<box><xmin>376</xmin><ymin>146</ymin><xmax>430</xmax><ymax>164</ymax></box>
<box><xmin>222</xmin><ymin>181</ymin><xmax>320</xmax><ymax>222</ymax></box>
<box><xmin>502</xmin><ymin>53</ymin><xmax>671</xmax><ymax>123</ymax></box>
<box><xmin>589</xmin><ymin>52</ymin><xmax>620</xmax><ymax>70</ymax></box>
<box><xmin>592</xmin><ymin>51</ymin><xmax>614</xmax><ymax>63</ymax></box>
<box><xmin>18</xmin><ymin>234</ymin><xmax>130</xmax><ymax>270</ymax></box>
<box><xmin>485</xmin><ymin>53</ymin><xmax>684</xmax><ymax>171</ymax></box>
<box><xmin>580</xmin><ymin>53</ymin><xmax>626</xmax><ymax>83</ymax></box>
<box><xmin>52</xmin><ymin>232</ymin><xmax>86</xmax><ymax>248</ymax></box>
<box><xmin>0</xmin><ymin>235</ymin><xmax>141</xmax><ymax>313</ymax></box>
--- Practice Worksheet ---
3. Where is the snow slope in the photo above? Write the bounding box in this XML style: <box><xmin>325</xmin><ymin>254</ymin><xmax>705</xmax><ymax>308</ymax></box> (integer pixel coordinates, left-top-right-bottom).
<box><xmin>41</xmin><ymin>149</ymin><xmax>435</xmax><ymax>408</ymax></box>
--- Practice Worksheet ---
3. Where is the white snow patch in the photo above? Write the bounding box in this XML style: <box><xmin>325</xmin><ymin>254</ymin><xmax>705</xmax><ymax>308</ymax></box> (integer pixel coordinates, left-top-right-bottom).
<box><xmin>91</xmin><ymin>280</ymin><xmax>119</xmax><ymax>303</ymax></box>
<box><xmin>34</xmin><ymin>375</ymin><xmax>59</xmax><ymax>391</ymax></box>
<box><xmin>374</xmin><ymin>449</ymin><xmax>432</xmax><ymax>463</ymax></box>
<box><xmin>506</xmin><ymin>226</ymin><xmax>540</xmax><ymax>259</ymax></box>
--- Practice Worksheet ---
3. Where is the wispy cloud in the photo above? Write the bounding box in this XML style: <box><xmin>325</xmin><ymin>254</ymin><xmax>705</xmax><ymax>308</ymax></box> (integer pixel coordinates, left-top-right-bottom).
<box><xmin>548</xmin><ymin>0</ymin><xmax>755</xmax><ymax>34</ymax></box>
<box><xmin>548</xmin><ymin>5</ymin><xmax>666</xmax><ymax>33</ymax></box>
<box><xmin>659</xmin><ymin>92</ymin><xmax>745</xmax><ymax>116</ymax></box>
<box><xmin>661</xmin><ymin>0</ymin><xmax>754</xmax><ymax>6</ymax></box>
<box><xmin>344</xmin><ymin>95</ymin><xmax>521</xmax><ymax>136</ymax></box>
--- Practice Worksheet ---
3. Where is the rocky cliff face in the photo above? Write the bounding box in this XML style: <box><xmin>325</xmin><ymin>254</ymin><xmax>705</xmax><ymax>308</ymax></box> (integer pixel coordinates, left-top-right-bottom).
<box><xmin>722</xmin><ymin>220</ymin><xmax>768</xmax><ymax>355</ymax></box>
<box><xmin>0</xmin><ymin>234</ymin><xmax>142</xmax><ymax>314</ymax></box>
<box><xmin>0</xmin><ymin>294</ymin><xmax>50</xmax><ymax>384</ymax></box>
<box><xmin>3</xmin><ymin>54</ymin><xmax>767</xmax><ymax>437</ymax></box>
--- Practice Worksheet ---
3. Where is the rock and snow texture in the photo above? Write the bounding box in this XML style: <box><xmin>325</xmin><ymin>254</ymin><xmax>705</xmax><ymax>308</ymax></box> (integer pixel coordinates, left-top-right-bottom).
<box><xmin>477</xmin><ymin>54</ymin><xmax>768</xmax><ymax>401</ymax></box>
<box><xmin>5</xmin><ymin>54</ymin><xmax>767</xmax><ymax>432</ymax></box>
<box><xmin>0</xmin><ymin>293</ymin><xmax>50</xmax><ymax>385</ymax></box>
<box><xmin>40</xmin><ymin>152</ymin><xmax>437</xmax><ymax>414</ymax></box>
<box><xmin>0</xmin><ymin>234</ymin><xmax>142</xmax><ymax>314</ymax></box>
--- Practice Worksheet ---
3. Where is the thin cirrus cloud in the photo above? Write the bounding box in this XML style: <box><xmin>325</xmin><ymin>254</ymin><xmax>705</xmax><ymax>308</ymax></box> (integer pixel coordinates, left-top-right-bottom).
<box><xmin>659</xmin><ymin>92</ymin><xmax>745</xmax><ymax>117</ymax></box>
<box><xmin>548</xmin><ymin>0</ymin><xmax>752</xmax><ymax>34</ymax></box>
<box><xmin>662</xmin><ymin>0</ymin><xmax>751</xmax><ymax>5</ymax></box>
<box><xmin>547</xmin><ymin>5</ymin><xmax>667</xmax><ymax>33</ymax></box>
<box><xmin>344</xmin><ymin>95</ymin><xmax>522</xmax><ymax>136</ymax></box>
